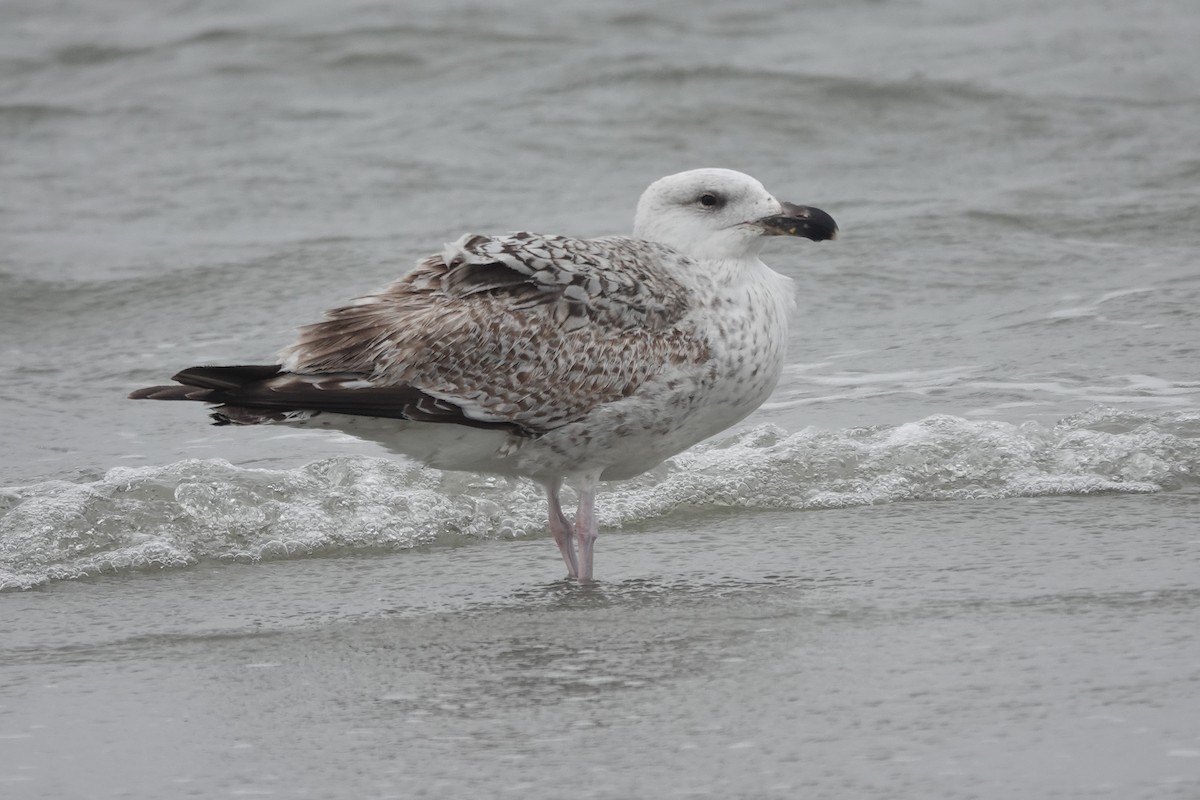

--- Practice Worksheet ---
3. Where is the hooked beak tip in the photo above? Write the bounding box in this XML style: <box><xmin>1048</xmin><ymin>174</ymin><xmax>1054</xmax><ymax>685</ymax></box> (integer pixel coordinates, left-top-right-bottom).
<box><xmin>758</xmin><ymin>202</ymin><xmax>839</xmax><ymax>241</ymax></box>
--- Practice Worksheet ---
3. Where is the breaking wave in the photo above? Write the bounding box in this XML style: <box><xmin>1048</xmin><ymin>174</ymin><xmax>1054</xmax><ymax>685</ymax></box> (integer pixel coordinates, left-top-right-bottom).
<box><xmin>3</xmin><ymin>406</ymin><xmax>1198</xmax><ymax>590</ymax></box>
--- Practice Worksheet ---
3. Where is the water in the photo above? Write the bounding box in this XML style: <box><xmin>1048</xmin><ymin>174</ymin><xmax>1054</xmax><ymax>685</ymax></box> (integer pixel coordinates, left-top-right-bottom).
<box><xmin>2</xmin><ymin>0</ymin><xmax>1199</xmax><ymax>797</ymax></box>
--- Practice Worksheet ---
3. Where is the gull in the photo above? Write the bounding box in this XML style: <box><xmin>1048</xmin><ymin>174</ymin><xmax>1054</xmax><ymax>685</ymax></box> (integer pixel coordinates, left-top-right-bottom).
<box><xmin>131</xmin><ymin>168</ymin><xmax>837</xmax><ymax>581</ymax></box>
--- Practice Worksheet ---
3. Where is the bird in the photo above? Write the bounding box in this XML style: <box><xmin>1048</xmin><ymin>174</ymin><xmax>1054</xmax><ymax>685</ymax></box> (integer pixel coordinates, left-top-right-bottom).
<box><xmin>130</xmin><ymin>168</ymin><xmax>837</xmax><ymax>582</ymax></box>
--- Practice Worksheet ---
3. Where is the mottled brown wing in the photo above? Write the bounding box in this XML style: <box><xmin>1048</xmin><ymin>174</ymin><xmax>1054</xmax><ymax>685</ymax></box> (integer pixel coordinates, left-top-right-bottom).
<box><xmin>278</xmin><ymin>233</ymin><xmax>711</xmax><ymax>432</ymax></box>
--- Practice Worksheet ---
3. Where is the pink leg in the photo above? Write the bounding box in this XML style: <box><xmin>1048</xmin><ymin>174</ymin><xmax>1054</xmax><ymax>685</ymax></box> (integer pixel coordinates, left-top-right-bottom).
<box><xmin>545</xmin><ymin>482</ymin><xmax>578</xmax><ymax>579</ymax></box>
<box><xmin>574</xmin><ymin>475</ymin><xmax>601</xmax><ymax>583</ymax></box>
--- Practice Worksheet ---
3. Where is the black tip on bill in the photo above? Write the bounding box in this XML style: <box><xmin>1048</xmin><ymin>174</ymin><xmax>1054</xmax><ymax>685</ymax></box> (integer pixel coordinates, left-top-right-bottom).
<box><xmin>759</xmin><ymin>203</ymin><xmax>839</xmax><ymax>242</ymax></box>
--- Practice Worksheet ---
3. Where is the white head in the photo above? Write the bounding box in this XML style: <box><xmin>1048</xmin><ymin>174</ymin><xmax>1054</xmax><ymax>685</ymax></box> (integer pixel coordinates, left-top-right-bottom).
<box><xmin>632</xmin><ymin>168</ymin><xmax>837</xmax><ymax>261</ymax></box>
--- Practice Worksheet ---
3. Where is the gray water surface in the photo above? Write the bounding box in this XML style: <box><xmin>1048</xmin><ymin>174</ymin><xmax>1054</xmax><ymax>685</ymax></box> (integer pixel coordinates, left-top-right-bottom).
<box><xmin>2</xmin><ymin>0</ymin><xmax>1200</xmax><ymax>798</ymax></box>
<box><xmin>6</xmin><ymin>494</ymin><xmax>1200</xmax><ymax>798</ymax></box>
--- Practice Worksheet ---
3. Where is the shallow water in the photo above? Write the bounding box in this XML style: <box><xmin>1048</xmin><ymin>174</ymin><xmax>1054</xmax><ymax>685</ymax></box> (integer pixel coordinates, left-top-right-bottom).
<box><xmin>6</xmin><ymin>494</ymin><xmax>1200</xmax><ymax>798</ymax></box>
<box><xmin>2</xmin><ymin>0</ymin><xmax>1200</xmax><ymax>797</ymax></box>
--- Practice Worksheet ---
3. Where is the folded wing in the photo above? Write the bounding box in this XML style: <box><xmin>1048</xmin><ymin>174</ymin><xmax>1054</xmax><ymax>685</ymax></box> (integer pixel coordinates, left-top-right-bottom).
<box><xmin>133</xmin><ymin>233</ymin><xmax>711</xmax><ymax>433</ymax></box>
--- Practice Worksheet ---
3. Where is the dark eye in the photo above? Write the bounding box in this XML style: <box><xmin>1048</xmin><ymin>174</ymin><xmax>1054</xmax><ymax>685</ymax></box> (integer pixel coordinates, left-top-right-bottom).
<box><xmin>698</xmin><ymin>192</ymin><xmax>723</xmax><ymax>208</ymax></box>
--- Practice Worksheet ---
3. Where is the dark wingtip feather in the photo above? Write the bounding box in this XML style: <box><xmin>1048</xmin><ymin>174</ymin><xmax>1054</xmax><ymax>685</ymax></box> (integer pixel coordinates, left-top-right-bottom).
<box><xmin>130</xmin><ymin>364</ymin><xmax>533</xmax><ymax>435</ymax></box>
<box><xmin>131</xmin><ymin>364</ymin><xmax>284</xmax><ymax>402</ymax></box>
<box><xmin>128</xmin><ymin>385</ymin><xmax>214</xmax><ymax>401</ymax></box>
<box><xmin>172</xmin><ymin>364</ymin><xmax>283</xmax><ymax>390</ymax></box>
